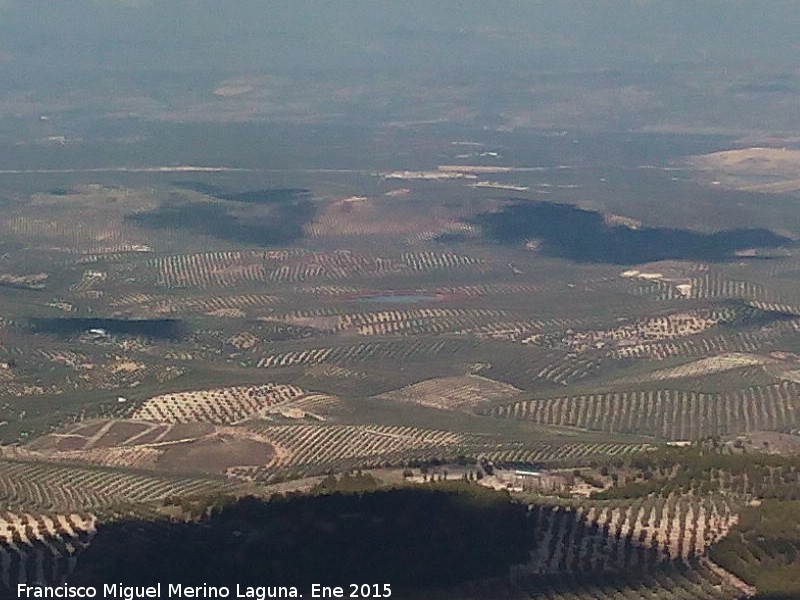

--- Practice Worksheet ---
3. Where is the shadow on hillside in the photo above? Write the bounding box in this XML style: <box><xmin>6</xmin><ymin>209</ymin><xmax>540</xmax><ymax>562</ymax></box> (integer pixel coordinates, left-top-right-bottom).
<box><xmin>28</xmin><ymin>317</ymin><xmax>186</xmax><ymax>340</ymax></box>
<box><xmin>467</xmin><ymin>200</ymin><xmax>791</xmax><ymax>264</ymax></box>
<box><xmin>61</xmin><ymin>485</ymin><xmax>701</xmax><ymax>597</ymax></box>
<box><xmin>66</xmin><ymin>487</ymin><xmax>532</xmax><ymax>593</ymax></box>
<box><xmin>128</xmin><ymin>187</ymin><xmax>317</xmax><ymax>246</ymax></box>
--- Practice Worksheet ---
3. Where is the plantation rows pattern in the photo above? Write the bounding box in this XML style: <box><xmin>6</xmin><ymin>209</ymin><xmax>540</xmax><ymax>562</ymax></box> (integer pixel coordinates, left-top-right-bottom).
<box><xmin>147</xmin><ymin>251</ymin><xmax>268</xmax><ymax>288</ymax></box>
<box><xmin>485</xmin><ymin>351</ymin><xmax>604</xmax><ymax>387</ymax></box>
<box><xmin>745</xmin><ymin>299</ymin><xmax>800</xmax><ymax>316</ymax></box>
<box><xmin>250</xmin><ymin>424</ymin><xmax>466</xmax><ymax>470</ymax></box>
<box><xmin>304</xmin><ymin>365</ymin><xmax>368</xmax><ymax>380</ymax></box>
<box><xmin>76</xmin><ymin>243</ymin><xmax>152</xmax><ymax>258</ymax></box>
<box><xmin>303</xmin><ymin>212</ymin><xmax>446</xmax><ymax>238</ymax></box>
<box><xmin>255</xmin><ymin>339</ymin><xmax>463</xmax><ymax>369</ymax></box>
<box><xmin>761</xmin><ymin>257</ymin><xmax>800</xmax><ymax>278</ymax></box>
<box><xmin>687</xmin><ymin>274</ymin><xmax>800</xmax><ymax>315</ymax></box>
<box><xmin>689</xmin><ymin>274</ymin><xmax>768</xmax><ymax>302</ymax></box>
<box><xmin>526</xmin><ymin>308</ymin><xmax>748</xmax><ymax>353</ymax></box>
<box><xmin>532</xmin><ymin>355</ymin><xmax>603</xmax><ymax>386</ymax></box>
<box><xmin>280</xmin><ymin>393</ymin><xmax>342</xmax><ymax>415</ymax></box>
<box><xmin>624</xmin><ymin>353</ymin><xmax>771</xmax><ymax>383</ymax></box>
<box><xmin>524</xmin><ymin>494</ymin><xmax>738</xmax><ymax>575</ymax></box>
<box><xmin>107</xmin><ymin>293</ymin><xmax>162</xmax><ymax>306</ymax></box>
<box><xmin>480</xmin><ymin>443</ymin><xmax>652</xmax><ymax>466</ymax></box>
<box><xmin>344</xmin><ymin>309</ymin><xmax>517</xmax><ymax>337</ymax></box>
<box><xmin>610</xmin><ymin>319</ymin><xmax>800</xmax><ymax>360</ymax></box>
<box><xmin>4</xmin><ymin>217</ymin><xmax>124</xmax><ymax>246</ymax></box>
<box><xmin>274</xmin><ymin>308</ymin><xmax>516</xmax><ymax>336</ymax></box>
<box><xmin>0</xmin><ymin>512</ymin><xmax>95</xmax><ymax>589</ymax></box>
<box><xmin>487</xmin><ymin>382</ymin><xmax>800</xmax><ymax>440</ymax></box>
<box><xmin>143</xmin><ymin>250</ymin><xmax>486</xmax><ymax>289</ymax></box>
<box><xmin>75</xmin><ymin>252</ymin><xmax>145</xmax><ymax>264</ymax></box>
<box><xmin>463</xmin><ymin>318</ymin><xmax>596</xmax><ymax>343</ymax></box>
<box><xmin>0</xmin><ymin>460</ymin><xmax>226</xmax><ymax>512</ymax></box>
<box><xmin>44</xmin><ymin>447</ymin><xmax>163</xmax><ymax>471</ymax></box>
<box><xmin>266</xmin><ymin>255</ymin><xmax>401</xmax><ymax>283</ymax></box>
<box><xmin>400</xmin><ymin>251</ymin><xmax>484</xmax><ymax>271</ymax></box>
<box><xmin>132</xmin><ymin>384</ymin><xmax>309</xmax><ymax>424</ymax></box>
<box><xmin>68</xmin><ymin>270</ymin><xmax>107</xmax><ymax>293</ymax></box>
<box><xmin>293</xmin><ymin>285</ymin><xmax>363</xmax><ymax>297</ymax></box>
<box><xmin>35</xmin><ymin>349</ymin><xmax>89</xmax><ymax>368</ymax></box>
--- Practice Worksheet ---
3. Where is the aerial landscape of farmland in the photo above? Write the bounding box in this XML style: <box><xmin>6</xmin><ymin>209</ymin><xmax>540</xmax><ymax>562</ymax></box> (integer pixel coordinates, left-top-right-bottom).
<box><xmin>2</xmin><ymin>2</ymin><xmax>800</xmax><ymax>599</ymax></box>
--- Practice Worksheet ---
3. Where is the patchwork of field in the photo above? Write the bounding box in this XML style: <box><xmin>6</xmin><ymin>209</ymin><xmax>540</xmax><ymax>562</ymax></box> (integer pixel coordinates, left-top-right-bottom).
<box><xmin>0</xmin><ymin>142</ymin><xmax>798</xmax><ymax>598</ymax></box>
<box><xmin>1</xmin><ymin>183</ymin><xmax>799</xmax><ymax>469</ymax></box>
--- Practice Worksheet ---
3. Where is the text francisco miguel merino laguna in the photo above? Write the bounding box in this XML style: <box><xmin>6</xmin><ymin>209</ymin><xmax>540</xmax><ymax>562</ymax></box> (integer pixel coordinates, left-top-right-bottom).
<box><xmin>15</xmin><ymin>582</ymin><xmax>355</xmax><ymax>600</ymax></box>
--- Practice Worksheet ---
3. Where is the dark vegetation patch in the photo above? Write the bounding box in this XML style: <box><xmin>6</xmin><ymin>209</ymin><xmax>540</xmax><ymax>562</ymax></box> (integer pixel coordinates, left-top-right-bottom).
<box><xmin>127</xmin><ymin>198</ymin><xmax>316</xmax><ymax>246</ymax></box>
<box><xmin>67</xmin><ymin>485</ymin><xmax>532</xmax><ymax>592</ymax></box>
<box><xmin>715</xmin><ymin>301</ymin><xmax>798</xmax><ymax>328</ymax></box>
<box><xmin>710</xmin><ymin>500</ymin><xmax>800</xmax><ymax>600</ymax></box>
<box><xmin>582</xmin><ymin>445</ymin><xmax>800</xmax><ymax>598</ymax></box>
<box><xmin>28</xmin><ymin>317</ymin><xmax>186</xmax><ymax>339</ymax></box>
<box><xmin>593</xmin><ymin>446</ymin><xmax>800</xmax><ymax>500</ymax></box>
<box><xmin>468</xmin><ymin>201</ymin><xmax>790</xmax><ymax>264</ymax></box>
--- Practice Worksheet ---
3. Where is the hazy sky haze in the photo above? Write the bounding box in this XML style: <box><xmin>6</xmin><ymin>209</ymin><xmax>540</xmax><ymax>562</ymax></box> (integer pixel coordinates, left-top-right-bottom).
<box><xmin>3</xmin><ymin>1</ymin><xmax>800</xmax><ymax>74</ymax></box>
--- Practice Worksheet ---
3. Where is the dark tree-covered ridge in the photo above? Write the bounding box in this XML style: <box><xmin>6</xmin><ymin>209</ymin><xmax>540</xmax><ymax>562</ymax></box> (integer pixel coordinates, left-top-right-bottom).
<box><xmin>469</xmin><ymin>201</ymin><xmax>790</xmax><ymax>264</ymax></box>
<box><xmin>68</xmin><ymin>485</ymin><xmax>533</xmax><ymax>592</ymax></box>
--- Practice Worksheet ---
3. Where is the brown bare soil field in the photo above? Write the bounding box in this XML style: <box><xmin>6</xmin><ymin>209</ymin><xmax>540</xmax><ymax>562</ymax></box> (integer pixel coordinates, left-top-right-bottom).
<box><xmin>30</xmin><ymin>420</ymin><xmax>216</xmax><ymax>452</ymax></box>
<box><xmin>65</xmin><ymin>421</ymin><xmax>107</xmax><ymax>438</ymax></box>
<box><xmin>38</xmin><ymin>435</ymin><xmax>88</xmax><ymax>452</ymax></box>
<box><xmin>95</xmin><ymin>421</ymin><xmax>154</xmax><ymax>447</ymax></box>
<box><xmin>156</xmin><ymin>436</ymin><xmax>275</xmax><ymax>474</ymax></box>
<box><xmin>24</xmin><ymin>419</ymin><xmax>274</xmax><ymax>475</ymax></box>
<box><xmin>152</xmin><ymin>423</ymin><xmax>217</xmax><ymax>443</ymax></box>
